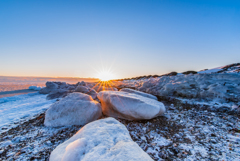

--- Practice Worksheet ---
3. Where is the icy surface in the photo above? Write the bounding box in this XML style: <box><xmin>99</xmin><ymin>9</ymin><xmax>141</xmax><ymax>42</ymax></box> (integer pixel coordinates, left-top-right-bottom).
<box><xmin>97</xmin><ymin>91</ymin><xmax>165</xmax><ymax>120</ymax></box>
<box><xmin>1</xmin><ymin>104</ymin><xmax>240</xmax><ymax>160</ymax></box>
<box><xmin>0</xmin><ymin>112</ymin><xmax>82</xmax><ymax>161</ymax></box>
<box><xmin>120</xmin><ymin>88</ymin><xmax>158</xmax><ymax>100</ymax></box>
<box><xmin>0</xmin><ymin>92</ymin><xmax>55</xmax><ymax>129</ymax></box>
<box><xmin>28</xmin><ymin>86</ymin><xmax>43</xmax><ymax>91</ymax></box>
<box><xmin>44</xmin><ymin>93</ymin><xmax>102</xmax><ymax>127</ymax></box>
<box><xmin>50</xmin><ymin>117</ymin><xmax>153</xmax><ymax>161</ymax></box>
<box><xmin>75</xmin><ymin>85</ymin><xmax>98</xmax><ymax>99</ymax></box>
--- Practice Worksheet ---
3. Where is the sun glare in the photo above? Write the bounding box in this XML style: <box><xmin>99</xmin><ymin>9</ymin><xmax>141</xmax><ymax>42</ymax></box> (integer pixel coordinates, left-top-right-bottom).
<box><xmin>97</xmin><ymin>71</ymin><xmax>116</xmax><ymax>81</ymax></box>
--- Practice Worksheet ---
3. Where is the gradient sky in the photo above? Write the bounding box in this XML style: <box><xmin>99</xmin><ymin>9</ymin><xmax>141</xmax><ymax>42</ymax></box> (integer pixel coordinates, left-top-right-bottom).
<box><xmin>0</xmin><ymin>0</ymin><xmax>239</xmax><ymax>79</ymax></box>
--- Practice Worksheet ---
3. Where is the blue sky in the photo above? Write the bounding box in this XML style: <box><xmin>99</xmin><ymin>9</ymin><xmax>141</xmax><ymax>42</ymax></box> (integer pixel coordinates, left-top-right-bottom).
<box><xmin>0</xmin><ymin>0</ymin><xmax>239</xmax><ymax>78</ymax></box>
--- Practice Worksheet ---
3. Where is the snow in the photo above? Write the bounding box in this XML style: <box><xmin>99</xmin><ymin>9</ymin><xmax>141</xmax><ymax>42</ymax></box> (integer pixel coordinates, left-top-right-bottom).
<box><xmin>97</xmin><ymin>91</ymin><xmax>165</xmax><ymax>120</ymax></box>
<box><xmin>0</xmin><ymin>92</ymin><xmax>55</xmax><ymax>129</ymax></box>
<box><xmin>50</xmin><ymin>117</ymin><xmax>153</xmax><ymax>161</ymax></box>
<box><xmin>0</xmin><ymin>110</ymin><xmax>83</xmax><ymax>161</ymax></box>
<box><xmin>28</xmin><ymin>86</ymin><xmax>43</xmax><ymax>91</ymax></box>
<box><xmin>120</xmin><ymin>88</ymin><xmax>158</xmax><ymax>100</ymax></box>
<box><xmin>44</xmin><ymin>93</ymin><xmax>102</xmax><ymax>127</ymax></box>
<box><xmin>75</xmin><ymin>85</ymin><xmax>98</xmax><ymax>99</ymax></box>
<box><xmin>117</xmin><ymin>73</ymin><xmax>240</xmax><ymax>112</ymax></box>
<box><xmin>153</xmin><ymin>136</ymin><xmax>172</xmax><ymax>147</ymax></box>
<box><xmin>198</xmin><ymin>67</ymin><xmax>223</xmax><ymax>74</ymax></box>
<box><xmin>1</xmin><ymin>66</ymin><xmax>240</xmax><ymax>160</ymax></box>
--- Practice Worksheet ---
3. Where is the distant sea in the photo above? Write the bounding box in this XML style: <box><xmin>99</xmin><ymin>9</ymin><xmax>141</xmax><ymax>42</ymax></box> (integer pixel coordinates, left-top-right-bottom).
<box><xmin>0</xmin><ymin>76</ymin><xmax>99</xmax><ymax>97</ymax></box>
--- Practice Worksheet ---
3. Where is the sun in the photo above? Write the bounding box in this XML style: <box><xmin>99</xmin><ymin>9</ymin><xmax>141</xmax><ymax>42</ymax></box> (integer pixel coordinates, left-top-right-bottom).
<box><xmin>97</xmin><ymin>71</ymin><xmax>116</xmax><ymax>81</ymax></box>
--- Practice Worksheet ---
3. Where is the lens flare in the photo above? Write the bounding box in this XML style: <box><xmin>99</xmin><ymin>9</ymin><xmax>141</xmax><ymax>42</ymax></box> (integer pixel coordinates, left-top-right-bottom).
<box><xmin>97</xmin><ymin>71</ymin><xmax>116</xmax><ymax>81</ymax></box>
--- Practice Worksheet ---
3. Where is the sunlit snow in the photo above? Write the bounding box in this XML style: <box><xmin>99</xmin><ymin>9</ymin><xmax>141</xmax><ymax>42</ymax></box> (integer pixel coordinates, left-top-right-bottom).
<box><xmin>0</xmin><ymin>92</ymin><xmax>55</xmax><ymax>129</ymax></box>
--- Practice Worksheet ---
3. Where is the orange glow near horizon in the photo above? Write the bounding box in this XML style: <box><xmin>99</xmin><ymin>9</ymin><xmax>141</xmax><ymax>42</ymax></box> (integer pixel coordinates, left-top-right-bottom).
<box><xmin>96</xmin><ymin>70</ymin><xmax>117</xmax><ymax>81</ymax></box>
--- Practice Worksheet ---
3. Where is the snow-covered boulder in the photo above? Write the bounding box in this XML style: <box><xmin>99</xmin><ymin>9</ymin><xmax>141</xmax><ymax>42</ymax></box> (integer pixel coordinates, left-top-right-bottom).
<box><xmin>46</xmin><ymin>81</ymin><xmax>59</xmax><ymax>89</ymax></box>
<box><xmin>97</xmin><ymin>91</ymin><xmax>165</xmax><ymax>120</ymax></box>
<box><xmin>120</xmin><ymin>88</ymin><xmax>157</xmax><ymax>100</ymax></box>
<box><xmin>76</xmin><ymin>81</ymin><xmax>86</xmax><ymax>86</ymax></box>
<box><xmin>39</xmin><ymin>82</ymin><xmax>59</xmax><ymax>94</ymax></box>
<box><xmin>28</xmin><ymin>86</ymin><xmax>42</xmax><ymax>91</ymax></box>
<box><xmin>67</xmin><ymin>85</ymin><xmax>76</xmax><ymax>90</ymax></box>
<box><xmin>58</xmin><ymin>82</ymin><xmax>67</xmax><ymax>89</ymax></box>
<box><xmin>75</xmin><ymin>86</ymin><xmax>97</xmax><ymax>100</ymax></box>
<box><xmin>39</xmin><ymin>87</ymin><xmax>53</xmax><ymax>94</ymax></box>
<box><xmin>75</xmin><ymin>86</ymin><xmax>89</xmax><ymax>93</ymax></box>
<box><xmin>46</xmin><ymin>89</ymin><xmax>69</xmax><ymax>100</ymax></box>
<box><xmin>49</xmin><ymin>117</ymin><xmax>153</xmax><ymax>161</ymax></box>
<box><xmin>44</xmin><ymin>93</ymin><xmax>102</xmax><ymax>127</ymax></box>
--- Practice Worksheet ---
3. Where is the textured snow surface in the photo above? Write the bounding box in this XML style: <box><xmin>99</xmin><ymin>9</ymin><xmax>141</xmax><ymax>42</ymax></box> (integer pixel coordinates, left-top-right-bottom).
<box><xmin>120</xmin><ymin>88</ymin><xmax>158</xmax><ymax>100</ymax></box>
<box><xmin>0</xmin><ymin>112</ymin><xmax>82</xmax><ymax>161</ymax></box>
<box><xmin>50</xmin><ymin>117</ymin><xmax>153</xmax><ymax>161</ymax></box>
<box><xmin>0</xmin><ymin>92</ymin><xmax>55</xmax><ymax>129</ymax></box>
<box><xmin>44</xmin><ymin>93</ymin><xmax>102</xmax><ymax>127</ymax></box>
<box><xmin>198</xmin><ymin>67</ymin><xmax>223</xmax><ymax>74</ymax></box>
<box><xmin>119</xmin><ymin>106</ymin><xmax>240</xmax><ymax>161</ymax></box>
<box><xmin>97</xmin><ymin>91</ymin><xmax>165</xmax><ymax>120</ymax></box>
<box><xmin>28</xmin><ymin>86</ymin><xmax>43</xmax><ymax>91</ymax></box>
<box><xmin>1</xmin><ymin>105</ymin><xmax>240</xmax><ymax>160</ymax></box>
<box><xmin>198</xmin><ymin>63</ymin><xmax>240</xmax><ymax>74</ymax></box>
<box><xmin>75</xmin><ymin>85</ymin><xmax>98</xmax><ymax>99</ymax></box>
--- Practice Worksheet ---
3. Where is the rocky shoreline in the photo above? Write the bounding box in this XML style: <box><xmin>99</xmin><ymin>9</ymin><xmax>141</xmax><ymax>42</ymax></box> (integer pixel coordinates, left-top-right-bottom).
<box><xmin>0</xmin><ymin>112</ymin><xmax>82</xmax><ymax>161</ymax></box>
<box><xmin>1</xmin><ymin>100</ymin><xmax>239</xmax><ymax>160</ymax></box>
<box><xmin>1</xmin><ymin>69</ymin><xmax>240</xmax><ymax>160</ymax></box>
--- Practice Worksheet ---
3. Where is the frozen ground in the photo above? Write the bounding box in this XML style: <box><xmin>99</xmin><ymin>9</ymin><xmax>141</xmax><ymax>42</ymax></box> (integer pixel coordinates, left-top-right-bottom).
<box><xmin>119</xmin><ymin>103</ymin><xmax>240</xmax><ymax>160</ymax></box>
<box><xmin>0</xmin><ymin>112</ymin><xmax>81</xmax><ymax>161</ymax></box>
<box><xmin>0</xmin><ymin>103</ymin><xmax>239</xmax><ymax>160</ymax></box>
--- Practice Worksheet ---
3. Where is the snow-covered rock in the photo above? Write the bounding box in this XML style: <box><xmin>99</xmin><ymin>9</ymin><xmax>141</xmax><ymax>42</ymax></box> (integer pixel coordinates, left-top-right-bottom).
<box><xmin>28</xmin><ymin>86</ymin><xmax>42</xmax><ymax>91</ymax></box>
<box><xmin>44</xmin><ymin>93</ymin><xmax>102</xmax><ymax>127</ymax></box>
<box><xmin>39</xmin><ymin>82</ymin><xmax>59</xmax><ymax>94</ymax></box>
<box><xmin>49</xmin><ymin>117</ymin><xmax>153</xmax><ymax>161</ymax></box>
<box><xmin>39</xmin><ymin>87</ymin><xmax>53</xmax><ymax>94</ymax></box>
<box><xmin>46</xmin><ymin>81</ymin><xmax>59</xmax><ymax>89</ymax></box>
<box><xmin>120</xmin><ymin>88</ymin><xmax>157</xmax><ymax>100</ymax></box>
<box><xmin>75</xmin><ymin>86</ymin><xmax>97</xmax><ymax>99</ymax></box>
<box><xmin>75</xmin><ymin>86</ymin><xmax>89</xmax><ymax>93</ymax></box>
<box><xmin>198</xmin><ymin>63</ymin><xmax>240</xmax><ymax>74</ymax></box>
<box><xmin>120</xmin><ymin>73</ymin><xmax>240</xmax><ymax>104</ymax></box>
<box><xmin>67</xmin><ymin>85</ymin><xmax>76</xmax><ymax>90</ymax></box>
<box><xmin>97</xmin><ymin>91</ymin><xmax>165</xmax><ymax>120</ymax></box>
<box><xmin>46</xmin><ymin>89</ymin><xmax>69</xmax><ymax>100</ymax></box>
<box><xmin>76</xmin><ymin>81</ymin><xmax>86</xmax><ymax>86</ymax></box>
